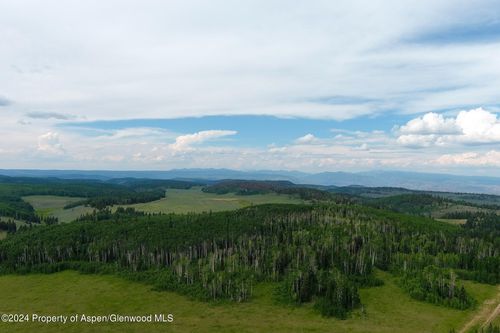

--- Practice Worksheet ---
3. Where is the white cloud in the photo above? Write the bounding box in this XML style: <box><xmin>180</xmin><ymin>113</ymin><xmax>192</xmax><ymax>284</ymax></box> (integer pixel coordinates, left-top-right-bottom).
<box><xmin>37</xmin><ymin>131</ymin><xmax>64</xmax><ymax>154</ymax></box>
<box><xmin>0</xmin><ymin>1</ymin><xmax>499</xmax><ymax>176</ymax></box>
<box><xmin>169</xmin><ymin>130</ymin><xmax>237</xmax><ymax>152</ymax></box>
<box><xmin>397</xmin><ymin>112</ymin><xmax>459</xmax><ymax>135</ymax></box>
<box><xmin>396</xmin><ymin>134</ymin><xmax>439</xmax><ymax>148</ymax></box>
<box><xmin>397</xmin><ymin>108</ymin><xmax>500</xmax><ymax>147</ymax></box>
<box><xmin>1</xmin><ymin>1</ymin><xmax>499</xmax><ymax>122</ymax></box>
<box><xmin>0</xmin><ymin>118</ymin><xmax>496</xmax><ymax>176</ymax></box>
<box><xmin>455</xmin><ymin>108</ymin><xmax>500</xmax><ymax>142</ymax></box>
<box><xmin>99</xmin><ymin>127</ymin><xmax>173</xmax><ymax>140</ymax></box>
<box><xmin>436</xmin><ymin>150</ymin><xmax>500</xmax><ymax>167</ymax></box>
<box><xmin>295</xmin><ymin>133</ymin><xmax>319</xmax><ymax>144</ymax></box>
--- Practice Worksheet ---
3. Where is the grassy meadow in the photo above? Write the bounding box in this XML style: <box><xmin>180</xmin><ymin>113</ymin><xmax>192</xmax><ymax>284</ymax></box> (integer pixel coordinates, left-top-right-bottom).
<box><xmin>22</xmin><ymin>195</ymin><xmax>94</xmax><ymax>223</ymax></box>
<box><xmin>0</xmin><ymin>270</ymin><xmax>497</xmax><ymax>333</ymax></box>
<box><xmin>114</xmin><ymin>187</ymin><xmax>306</xmax><ymax>214</ymax></box>
<box><xmin>19</xmin><ymin>189</ymin><xmax>305</xmax><ymax>224</ymax></box>
<box><xmin>22</xmin><ymin>195</ymin><xmax>84</xmax><ymax>213</ymax></box>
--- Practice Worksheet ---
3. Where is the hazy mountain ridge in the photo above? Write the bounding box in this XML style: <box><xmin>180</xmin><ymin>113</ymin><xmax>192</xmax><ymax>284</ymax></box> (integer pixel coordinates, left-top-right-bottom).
<box><xmin>0</xmin><ymin>168</ymin><xmax>499</xmax><ymax>195</ymax></box>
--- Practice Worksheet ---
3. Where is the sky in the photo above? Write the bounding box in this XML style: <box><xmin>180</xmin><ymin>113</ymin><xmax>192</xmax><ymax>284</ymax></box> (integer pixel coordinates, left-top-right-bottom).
<box><xmin>1</xmin><ymin>0</ymin><xmax>500</xmax><ymax>176</ymax></box>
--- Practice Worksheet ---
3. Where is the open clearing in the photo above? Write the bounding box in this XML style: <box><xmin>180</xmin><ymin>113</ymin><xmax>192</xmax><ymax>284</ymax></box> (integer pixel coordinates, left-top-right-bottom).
<box><xmin>22</xmin><ymin>195</ymin><xmax>84</xmax><ymax>212</ymax></box>
<box><xmin>432</xmin><ymin>204</ymin><xmax>500</xmax><ymax>219</ymax></box>
<box><xmin>22</xmin><ymin>195</ymin><xmax>94</xmax><ymax>223</ymax></box>
<box><xmin>20</xmin><ymin>189</ymin><xmax>304</xmax><ymax>223</ymax></box>
<box><xmin>436</xmin><ymin>218</ymin><xmax>467</xmax><ymax>225</ymax></box>
<box><xmin>0</xmin><ymin>270</ymin><xmax>496</xmax><ymax>333</ymax></box>
<box><xmin>0</xmin><ymin>231</ymin><xmax>6</xmax><ymax>240</ymax></box>
<box><xmin>115</xmin><ymin>187</ymin><xmax>306</xmax><ymax>214</ymax></box>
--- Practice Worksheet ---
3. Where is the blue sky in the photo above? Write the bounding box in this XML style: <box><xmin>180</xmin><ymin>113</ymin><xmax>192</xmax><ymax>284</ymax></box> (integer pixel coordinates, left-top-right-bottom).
<box><xmin>0</xmin><ymin>0</ymin><xmax>500</xmax><ymax>175</ymax></box>
<box><xmin>60</xmin><ymin>114</ymin><xmax>412</xmax><ymax>147</ymax></box>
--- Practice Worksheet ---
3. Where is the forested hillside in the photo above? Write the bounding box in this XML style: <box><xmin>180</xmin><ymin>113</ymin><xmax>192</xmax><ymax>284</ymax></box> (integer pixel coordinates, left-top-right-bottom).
<box><xmin>344</xmin><ymin>192</ymin><xmax>500</xmax><ymax>218</ymax></box>
<box><xmin>202</xmin><ymin>180</ymin><xmax>340</xmax><ymax>201</ymax></box>
<box><xmin>0</xmin><ymin>203</ymin><xmax>497</xmax><ymax>319</ymax></box>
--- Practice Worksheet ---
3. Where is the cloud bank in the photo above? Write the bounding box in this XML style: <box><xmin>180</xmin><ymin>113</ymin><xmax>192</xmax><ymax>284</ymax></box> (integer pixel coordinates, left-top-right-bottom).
<box><xmin>1</xmin><ymin>0</ymin><xmax>499</xmax><ymax>121</ymax></box>
<box><xmin>0</xmin><ymin>1</ymin><xmax>499</xmax><ymax>175</ymax></box>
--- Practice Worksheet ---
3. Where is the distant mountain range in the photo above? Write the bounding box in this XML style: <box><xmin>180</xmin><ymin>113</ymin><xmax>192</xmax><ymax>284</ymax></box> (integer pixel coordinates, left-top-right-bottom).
<box><xmin>0</xmin><ymin>168</ymin><xmax>499</xmax><ymax>195</ymax></box>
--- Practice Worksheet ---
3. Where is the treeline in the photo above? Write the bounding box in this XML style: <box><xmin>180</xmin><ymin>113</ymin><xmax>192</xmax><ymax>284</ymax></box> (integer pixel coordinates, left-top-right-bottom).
<box><xmin>0</xmin><ymin>194</ymin><xmax>37</xmax><ymax>222</ymax></box>
<box><xmin>332</xmin><ymin>186</ymin><xmax>500</xmax><ymax>218</ymax></box>
<box><xmin>464</xmin><ymin>212</ymin><xmax>499</xmax><ymax>232</ymax></box>
<box><xmin>0</xmin><ymin>203</ymin><xmax>497</xmax><ymax>318</ymax></box>
<box><xmin>202</xmin><ymin>180</ymin><xmax>296</xmax><ymax>194</ymax></box>
<box><xmin>0</xmin><ymin>221</ymin><xmax>16</xmax><ymax>233</ymax></box>
<box><xmin>398</xmin><ymin>266</ymin><xmax>473</xmax><ymax>309</ymax></box>
<box><xmin>363</xmin><ymin>194</ymin><xmax>450</xmax><ymax>216</ymax></box>
<box><xmin>203</xmin><ymin>180</ymin><xmax>338</xmax><ymax>201</ymax></box>
<box><xmin>443</xmin><ymin>211</ymin><xmax>499</xmax><ymax>243</ymax></box>
<box><xmin>83</xmin><ymin>188</ymin><xmax>166</xmax><ymax>210</ymax></box>
<box><xmin>109</xmin><ymin>178</ymin><xmax>202</xmax><ymax>190</ymax></box>
<box><xmin>443</xmin><ymin>211</ymin><xmax>499</xmax><ymax>230</ymax></box>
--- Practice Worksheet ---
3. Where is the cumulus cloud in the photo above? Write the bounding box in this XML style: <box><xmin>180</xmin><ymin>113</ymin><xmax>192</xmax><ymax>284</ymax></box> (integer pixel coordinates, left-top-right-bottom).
<box><xmin>37</xmin><ymin>131</ymin><xmax>65</xmax><ymax>154</ymax></box>
<box><xmin>397</xmin><ymin>108</ymin><xmax>500</xmax><ymax>147</ymax></box>
<box><xmin>455</xmin><ymin>108</ymin><xmax>500</xmax><ymax>142</ymax></box>
<box><xmin>169</xmin><ymin>130</ymin><xmax>237</xmax><ymax>152</ymax></box>
<box><xmin>397</xmin><ymin>112</ymin><xmax>459</xmax><ymax>135</ymax></box>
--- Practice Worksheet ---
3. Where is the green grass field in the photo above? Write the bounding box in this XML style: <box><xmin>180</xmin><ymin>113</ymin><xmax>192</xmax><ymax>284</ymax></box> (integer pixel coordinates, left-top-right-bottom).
<box><xmin>22</xmin><ymin>195</ymin><xmax>85</xmax><ymax>212</ymax></box>
<box><xmin>0</xmin><ymin>231</ymin><xmax>6</xmax><ymax>240</ymax></box>
<box><xmin>22</xmin><ymin>195</ymin><xmax>94</xmax><ymax>223</ymax></box>
<box><xmin>115</xmin><ymin>187</ymin><xmax>306</xmax><ymax>214</ymax></box>
<box><xmin>49</xmin><ymin>206</ymin><xmax>95</xmax><ymax>223</ymax></box>
<box><xmin>0</xmin><ymin>270</ymin><xmax>496</xmax><ymax>333</ymax></box>
<box><xmin>20</xmin><ymin>189</ymin><xmax>304</xmax><ymax>223</ymax></box>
